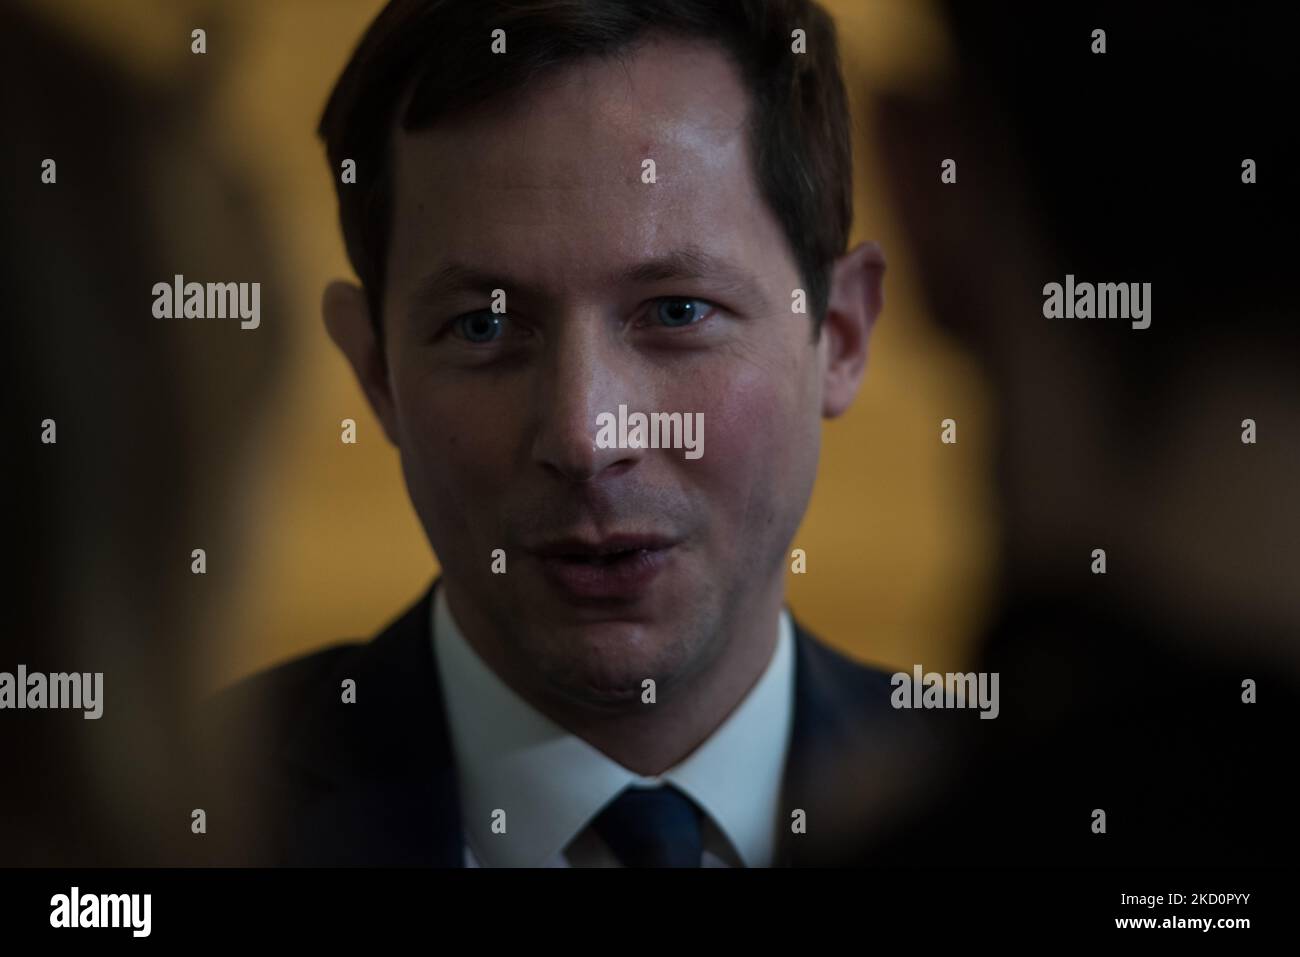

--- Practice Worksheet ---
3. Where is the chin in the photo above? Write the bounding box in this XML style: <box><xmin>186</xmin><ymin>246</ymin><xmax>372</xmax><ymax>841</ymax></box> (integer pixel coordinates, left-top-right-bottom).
<box><xmin>537</xmin><ymin>621</ymin><xmax>693</xmax><ymax>709</ymax></box>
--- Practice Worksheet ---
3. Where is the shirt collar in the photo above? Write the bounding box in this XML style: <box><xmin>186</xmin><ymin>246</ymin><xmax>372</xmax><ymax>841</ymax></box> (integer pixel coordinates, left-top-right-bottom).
<box><xmin>432</xmin><ymin>584</ymin><xmax>794</xmax><ymax>867</ymax></box>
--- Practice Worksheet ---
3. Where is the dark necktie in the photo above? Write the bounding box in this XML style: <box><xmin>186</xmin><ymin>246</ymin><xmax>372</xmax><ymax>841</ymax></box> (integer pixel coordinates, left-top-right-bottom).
<box><xmin>589</xmin><ymin>784</ymin><xmax>704</xmax><ymax>867</ymax></box>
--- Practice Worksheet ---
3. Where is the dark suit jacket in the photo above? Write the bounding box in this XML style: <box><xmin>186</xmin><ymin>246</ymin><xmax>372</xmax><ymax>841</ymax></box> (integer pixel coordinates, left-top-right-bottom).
<box><xmin>198</xmin><ymin>582</ymin><xmax>940</xmax><ymax>867</ymax></box>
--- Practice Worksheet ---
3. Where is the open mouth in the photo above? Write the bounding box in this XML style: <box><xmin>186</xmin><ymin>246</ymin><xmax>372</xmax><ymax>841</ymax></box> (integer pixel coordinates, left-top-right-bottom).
<box><xmin>530</xmin><ymin>537</ymin><xmax>677</xmax><ymax>600</ymax></box>
<box><xmin>554</xmin><ymin>547</ymin><xmax>653</xmax><ymax>566</ymax></box>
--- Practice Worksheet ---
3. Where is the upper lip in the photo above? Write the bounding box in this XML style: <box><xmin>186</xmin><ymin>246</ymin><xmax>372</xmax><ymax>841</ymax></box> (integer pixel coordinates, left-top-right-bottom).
<box><xmin>528</xmin><ymin>533</ymin><xmax>678</xmax><ymax>558</ymax></box>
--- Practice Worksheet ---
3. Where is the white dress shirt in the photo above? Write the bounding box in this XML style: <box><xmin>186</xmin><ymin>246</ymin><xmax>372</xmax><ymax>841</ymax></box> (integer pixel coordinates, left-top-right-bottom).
<box><xmin>431</xmin><ymin>584</ymin><xmax>795</xmax><ymax>867</ymax></box>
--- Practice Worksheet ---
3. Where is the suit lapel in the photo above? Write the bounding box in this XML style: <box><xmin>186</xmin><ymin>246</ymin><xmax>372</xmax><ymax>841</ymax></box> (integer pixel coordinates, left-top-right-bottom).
<box><xmin>276</xmin><ymin>582</ymin><xmax>464</xmax><ymax>866</ymax></box>
<box><xmin>776</xmin><ymin>620</ymin><xmax>912</xmax><ymax>866</ymax></box>
<box><xmin>777</xmin><ymin>622</ymin><xmax>840</xmax><ymax>866</ymax></box>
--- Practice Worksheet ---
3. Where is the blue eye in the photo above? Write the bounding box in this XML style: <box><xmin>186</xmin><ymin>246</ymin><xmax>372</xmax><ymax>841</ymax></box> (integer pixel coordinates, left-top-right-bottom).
<box><xmin>455</xmin><ymin>311</ymin><xmax>504</xmax><ymax>343</ymax></box>
<box><xmin>655</xmin><ymin>298</ymin><xmax>710</xmax><ymax>327</ymax></box>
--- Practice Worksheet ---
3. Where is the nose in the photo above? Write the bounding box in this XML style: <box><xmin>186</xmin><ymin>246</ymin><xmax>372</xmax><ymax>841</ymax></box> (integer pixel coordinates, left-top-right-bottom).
<box><xmin>530</xmin><ymin>319</ymin><xmax>640</xmax><ymax>483</ymax></box>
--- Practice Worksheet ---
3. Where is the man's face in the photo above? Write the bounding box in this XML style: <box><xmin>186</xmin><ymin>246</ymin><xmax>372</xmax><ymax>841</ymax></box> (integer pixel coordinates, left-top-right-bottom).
<box><xmin>379</xmin><ymin>36</ymin><xmax>830</xmax><ymax>708</ymax></box>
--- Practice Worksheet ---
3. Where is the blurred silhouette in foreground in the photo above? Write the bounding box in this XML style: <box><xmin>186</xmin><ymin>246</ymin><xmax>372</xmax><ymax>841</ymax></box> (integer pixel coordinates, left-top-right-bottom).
<box><xmin>2</xmin><ymin>3</ymin><xmax>286</xmax><ymax>865</ymax></box>
<box><xmin>837</xmin><ymin>2</ymin><xmax>1298</xmax><ymax>866</ymax></box>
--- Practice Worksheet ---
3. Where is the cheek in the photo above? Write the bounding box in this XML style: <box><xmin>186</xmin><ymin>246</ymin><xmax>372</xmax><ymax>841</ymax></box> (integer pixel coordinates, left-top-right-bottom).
<box><xmin>679</xmin><ymin>345</ymin><xmax>820</xmax><ymax>523</ymax></box>
<box><xmin>391</xmin><ymin>373</ymin><xmax>516</xmax><ymax>541</ymax></box>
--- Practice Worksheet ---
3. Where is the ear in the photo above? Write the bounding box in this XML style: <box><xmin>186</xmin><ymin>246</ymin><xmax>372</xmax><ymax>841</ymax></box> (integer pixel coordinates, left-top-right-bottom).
<box><xmin>322</xmin><ymin>280</ymin><xmax>401</xmax><ymax>446</ymax></box>
<box><xmin>821</xmin><ymin>240</ymin><xmax>885</xmax><ymax>418</ymax></box>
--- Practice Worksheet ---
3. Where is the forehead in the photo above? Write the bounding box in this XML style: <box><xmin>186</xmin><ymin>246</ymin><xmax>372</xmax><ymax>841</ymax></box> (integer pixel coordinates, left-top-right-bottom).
<box><xmin>384</xmin><ymin>35</ymin><xmax>797</xmax><ymax>303</ymax></box>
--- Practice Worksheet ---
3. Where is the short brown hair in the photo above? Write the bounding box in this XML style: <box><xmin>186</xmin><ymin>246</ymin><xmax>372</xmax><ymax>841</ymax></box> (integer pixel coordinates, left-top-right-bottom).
<box><xmin>319</xmin><ymin>0</ymin><xmax>852</xmax><ymax>339</ymax></box>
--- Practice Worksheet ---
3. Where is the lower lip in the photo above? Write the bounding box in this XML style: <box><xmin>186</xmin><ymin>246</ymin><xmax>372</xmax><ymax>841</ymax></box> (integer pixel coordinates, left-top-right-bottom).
<box><xmin>536</xmin><ymin>547</ymin><xmax>673</xmax><ymax>601</ymax></box>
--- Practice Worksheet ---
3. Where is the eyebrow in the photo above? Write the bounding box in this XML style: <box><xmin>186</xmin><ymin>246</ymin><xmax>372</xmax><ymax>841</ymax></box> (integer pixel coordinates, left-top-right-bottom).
<box><xmin>618</xmin><ymin>245</ymin><xmax>766</xmax><ymax>303</ymax></box>
<box><xmin>407</xmin><ymin>243</ymin><xmax>768</xmax><ymax>319</ymax></box>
